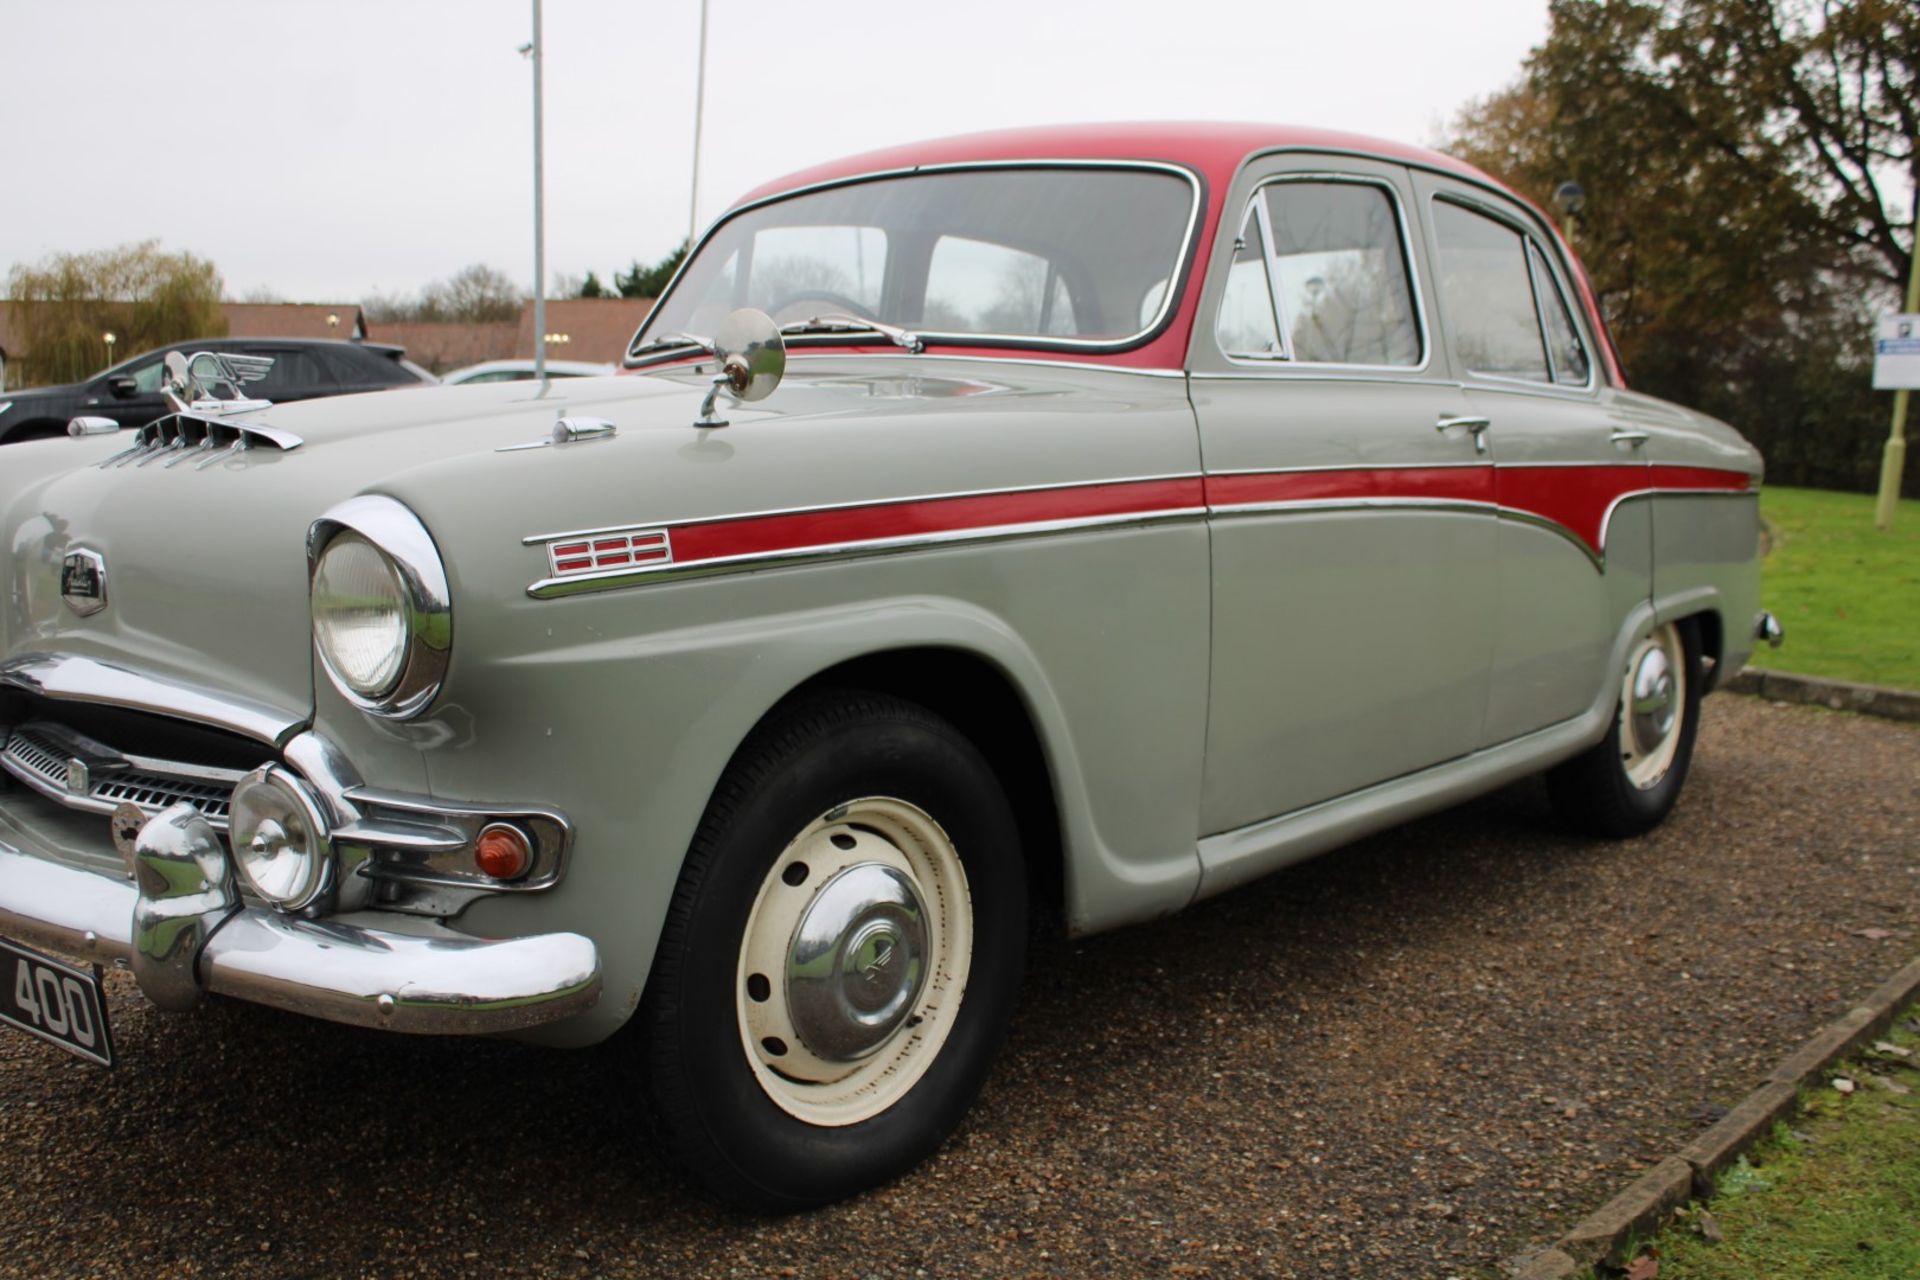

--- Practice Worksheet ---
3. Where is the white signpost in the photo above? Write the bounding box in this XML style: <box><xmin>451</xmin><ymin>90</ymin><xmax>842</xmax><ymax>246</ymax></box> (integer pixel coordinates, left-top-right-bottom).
<box><xmin>1874</xmin><ymin>314</ymin><xmax>1920</xmax><ymax>391</ymax></box>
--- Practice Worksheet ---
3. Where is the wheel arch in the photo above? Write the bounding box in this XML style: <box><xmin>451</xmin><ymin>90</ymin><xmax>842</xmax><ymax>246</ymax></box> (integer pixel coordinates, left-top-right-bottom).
<box><xmin>774</xmin><ymin>646</ymin><xmax>1067</xmax><ymax>938</ymax></box>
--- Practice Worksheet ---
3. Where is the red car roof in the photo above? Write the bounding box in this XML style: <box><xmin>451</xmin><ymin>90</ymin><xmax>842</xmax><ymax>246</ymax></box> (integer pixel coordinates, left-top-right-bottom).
<box><xmin>714</xmin><ymin>123</ymin><xmax>1623</xmax><ymax>384</ymax></box>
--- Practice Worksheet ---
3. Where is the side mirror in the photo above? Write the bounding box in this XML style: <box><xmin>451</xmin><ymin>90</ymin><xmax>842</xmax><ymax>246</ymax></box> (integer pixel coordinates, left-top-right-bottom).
<box><xmin>107</xmin><ymin>376</ymin><xmax>139</xmax><ymax>399</ymax></box>
<box><xmin>693</xmin><ymin>309</ymin><xmax>785</xmax><ymax>428</ymax></box>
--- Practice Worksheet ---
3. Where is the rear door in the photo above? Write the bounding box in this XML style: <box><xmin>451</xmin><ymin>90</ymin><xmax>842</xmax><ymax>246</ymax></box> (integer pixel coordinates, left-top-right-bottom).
<box><xmin>1187</xmin><ymin>155</ymin><xmax>1500</xmax><ymax>835</ymax></box>
<box><xmin>1412</xmin><ymin>176</ymin><xmax>1651</xmax><ymax>745</ymax></box>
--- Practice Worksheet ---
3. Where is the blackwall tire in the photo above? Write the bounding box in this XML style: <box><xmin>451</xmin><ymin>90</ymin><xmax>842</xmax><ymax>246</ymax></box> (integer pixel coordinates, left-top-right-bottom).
<box><xmin>1546</xmin><ymin>618</ymin><xmax>1704</xmax><ymax>839</ymax></box>
<box><xmin>635</xmin><ymin>691</ymin><xmax>1027</xmax><ymax>1210</ymax></box>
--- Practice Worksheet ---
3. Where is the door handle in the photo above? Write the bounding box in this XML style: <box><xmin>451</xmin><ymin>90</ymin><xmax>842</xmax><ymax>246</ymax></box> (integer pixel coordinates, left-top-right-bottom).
<box><xmin>1610</xmin><ymin>429</ymin><xmax>1650</xmax><ymax>448</ymax></box>
<box><xmin>1436</xmin><ymin>414</ymin><xmax>1492</xmax><ymax>454</ymax></box>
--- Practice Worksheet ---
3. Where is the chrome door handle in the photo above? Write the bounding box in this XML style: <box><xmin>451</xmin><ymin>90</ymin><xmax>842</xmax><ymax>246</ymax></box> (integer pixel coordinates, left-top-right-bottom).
<box><xmin>1610</xmin><ymin>429</ymin><xmax>1650</xmax><ymax>448</ymax></box>
<box><xmin>1436</xmin><ymin>414</ymin><xmax>1492</xmax><ymax>454</ymax></box>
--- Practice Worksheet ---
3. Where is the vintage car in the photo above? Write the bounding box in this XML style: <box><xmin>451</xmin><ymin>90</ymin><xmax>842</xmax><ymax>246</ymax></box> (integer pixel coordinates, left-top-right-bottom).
<box><xmin>0</xmin><ymin>124</ymin><xmax>1779</xmax><ymax>1209</ymax></box>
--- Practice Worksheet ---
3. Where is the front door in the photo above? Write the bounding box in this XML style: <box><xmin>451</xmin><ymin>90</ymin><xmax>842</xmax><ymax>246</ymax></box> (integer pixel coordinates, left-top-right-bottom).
<box><xmin>1188</xmin><ymin>157</ymin><xmax>1500</xmax><ymax>835</ymax></box>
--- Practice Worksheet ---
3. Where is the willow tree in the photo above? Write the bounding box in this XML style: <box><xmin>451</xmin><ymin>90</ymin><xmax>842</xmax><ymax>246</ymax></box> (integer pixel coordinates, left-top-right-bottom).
<box><xmin>5</xmin><ymin>241</ymin><xmax>226</xmax><ymax>388</ymax></box>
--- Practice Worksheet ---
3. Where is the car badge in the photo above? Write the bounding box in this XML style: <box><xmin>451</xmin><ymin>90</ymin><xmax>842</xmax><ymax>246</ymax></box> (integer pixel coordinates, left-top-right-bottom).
<box><xmin>60</xmin><ymin>549</ymin><xmax>108</xmax><ymax>616</ymax></box>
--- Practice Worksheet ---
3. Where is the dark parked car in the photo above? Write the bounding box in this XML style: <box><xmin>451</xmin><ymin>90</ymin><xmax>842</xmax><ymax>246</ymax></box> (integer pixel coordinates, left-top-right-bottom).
<box><xmin>0</xmin><ymin>338</ymin><xmax>434</xmax><ymax>444</ymax></box>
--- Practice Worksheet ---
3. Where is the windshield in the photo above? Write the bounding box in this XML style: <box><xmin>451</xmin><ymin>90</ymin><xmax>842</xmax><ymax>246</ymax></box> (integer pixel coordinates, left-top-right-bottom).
<box><xmin>634</xmin><ymin>166</ymin><xmax>1197</xmax><ymax>356</ymax></box>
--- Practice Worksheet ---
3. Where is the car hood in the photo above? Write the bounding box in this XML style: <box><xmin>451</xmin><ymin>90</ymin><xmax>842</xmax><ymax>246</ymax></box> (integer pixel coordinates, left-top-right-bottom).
<box><xmin>0</xmin><ymin>362</ymin><xmax>1130</xmax><ymax>737</ymax></box>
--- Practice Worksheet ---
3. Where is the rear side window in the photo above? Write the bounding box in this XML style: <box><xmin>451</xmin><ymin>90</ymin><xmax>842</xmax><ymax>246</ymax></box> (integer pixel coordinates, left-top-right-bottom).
<box><xmin>1431</xmin><ymin>200</ymin><xmax>1591</xmax><ymax>386</ymax></box>
<box><xmin>323</xmin><ymin>347</ymin><xmax>415</xmax><ymax>386</ymax></box>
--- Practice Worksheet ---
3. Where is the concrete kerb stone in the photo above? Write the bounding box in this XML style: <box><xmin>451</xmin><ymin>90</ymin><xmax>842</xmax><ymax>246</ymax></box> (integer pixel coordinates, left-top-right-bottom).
<box><xmin>1540</xmin><ymin>954</ymin><xmax>1920</xmax><ymax>1272</ymax></box>
<box><xmin>1673</xmin><ymin>1081</ymin><xmax>1798</xmax><ymax>1199</ymax></box>
<box><xmin>1556</xmin><ymin>1156</ymin><xmax>1693</xmax><ymax>1268</ymax></box>
<box><xmin>1723</xmin><ymin>667</ymin><xmax>1920</xmax><ymax>723</ymax></box>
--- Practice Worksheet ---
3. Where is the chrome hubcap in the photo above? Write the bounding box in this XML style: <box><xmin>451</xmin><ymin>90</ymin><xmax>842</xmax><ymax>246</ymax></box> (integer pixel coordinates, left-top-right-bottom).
<box><xmin>1619</xmin><ymin>624</ymin><xmax>1686</xmax><ymax>790</ymax></box>
<box><xmin>736</xmin><ymin>797</ymin><xmax>974</xmax><ymax>1127</ymax></box>
<box><xmin>787</xmin><ymin>863</ymin><xmax>928</xmax><ymax>1061</ymax></box>
<box><xmin>1629</xmin><ymin>647</ymin><xmax>1676</xmax><ymax>749</ymax></box>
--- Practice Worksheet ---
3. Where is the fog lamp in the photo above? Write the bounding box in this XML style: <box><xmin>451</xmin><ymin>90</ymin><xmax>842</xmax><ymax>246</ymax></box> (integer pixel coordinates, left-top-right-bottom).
<box><xmin>228</xmin><ymin>766</ymin><xmax>334</xmax><ymax>911</ymax></box>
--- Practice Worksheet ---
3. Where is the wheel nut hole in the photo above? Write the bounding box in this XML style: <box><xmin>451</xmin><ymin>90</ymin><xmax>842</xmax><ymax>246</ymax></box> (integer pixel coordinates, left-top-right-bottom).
<box><xmin>781</xmin><ymin>862</ymin><xmax>809</xmax><ymax>887</ymax></box>
<box><xmin>761</xmin><ymin>1036</ymin><xmax>788</xmax><ymax>1057</ymax></box>
<box><xmin>746</xmin><ymin>973</ymin><xmax>771</xmax><ymax>1003</ymax></box>
<box><xmin>829</xmin><ymin>832</ymin><xmax>857</xmax><ymax>850</ymax></box>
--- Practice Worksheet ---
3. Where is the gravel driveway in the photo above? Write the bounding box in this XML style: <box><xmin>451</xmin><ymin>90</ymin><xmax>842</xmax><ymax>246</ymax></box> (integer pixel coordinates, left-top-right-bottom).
<box><xmin>2</xmin><ymin>693</ymin><xmax>1915</xmax><ymax>1279</ymax></box>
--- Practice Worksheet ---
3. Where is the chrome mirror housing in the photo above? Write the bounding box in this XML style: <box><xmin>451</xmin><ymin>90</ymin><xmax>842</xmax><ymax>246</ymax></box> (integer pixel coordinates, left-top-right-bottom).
<box><xmin>693</xmin><ymin>308</ymin><xmax>785</xmax><ymax>428</ymax></box>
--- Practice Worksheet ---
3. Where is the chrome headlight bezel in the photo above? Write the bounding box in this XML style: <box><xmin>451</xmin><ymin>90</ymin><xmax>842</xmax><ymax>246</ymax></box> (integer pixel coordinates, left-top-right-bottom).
<box><xmin>308</xmin><ymin>495</ymin><xmax>452</xmax><ymax>720</ymax></box>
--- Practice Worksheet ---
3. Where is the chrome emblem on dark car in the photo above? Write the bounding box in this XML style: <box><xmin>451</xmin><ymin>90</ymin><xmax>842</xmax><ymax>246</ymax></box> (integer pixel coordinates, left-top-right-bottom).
<box><xmin>60</xmin><ymin>549</ymin><xmax>107</xmax><ymax>616</ymax></box>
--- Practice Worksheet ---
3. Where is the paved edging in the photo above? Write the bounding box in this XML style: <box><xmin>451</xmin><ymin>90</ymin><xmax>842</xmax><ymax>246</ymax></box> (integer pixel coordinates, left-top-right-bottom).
<box><xmin>1512</xmin><ymin>954</ymin><xmax>1920</xmax><ymax>1277</ymax></box>
<box><xmin>1724</xmin><ymin>666</ymin><xmax>1920</xmax><ymax>723</ymax></box>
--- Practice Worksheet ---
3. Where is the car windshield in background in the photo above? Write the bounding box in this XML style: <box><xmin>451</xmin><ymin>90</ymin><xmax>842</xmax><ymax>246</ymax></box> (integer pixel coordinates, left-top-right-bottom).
<box><xmin>635</xmin><ymin>166</ymin><xmax>1198</xmax><ymax>354</ymax></box>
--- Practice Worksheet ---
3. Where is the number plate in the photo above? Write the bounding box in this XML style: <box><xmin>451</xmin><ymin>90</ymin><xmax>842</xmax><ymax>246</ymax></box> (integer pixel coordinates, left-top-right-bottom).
<box><xmin>0</xmin><ymin>936</ymin><xmax>114</xmax><ymax>1068</ymax></box>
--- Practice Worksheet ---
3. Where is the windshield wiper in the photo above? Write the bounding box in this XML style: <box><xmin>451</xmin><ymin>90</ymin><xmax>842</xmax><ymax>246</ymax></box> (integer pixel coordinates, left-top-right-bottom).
<box><xmin>628</xmin><ymin>332</ymin><xmax>716</xmax><ymax>359</ymax></box>
<box><xmin>778</xmin><ymin>314</ymin><xmax>924</xmax><ymax>353</ymax></box>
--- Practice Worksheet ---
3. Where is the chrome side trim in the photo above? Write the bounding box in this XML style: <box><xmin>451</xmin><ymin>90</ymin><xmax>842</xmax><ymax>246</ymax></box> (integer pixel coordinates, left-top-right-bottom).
<box><xmin>530</xmin><ymin>509</ymin><xmax>1207</xmax><ymax>599</ymax></box>
<box><xmin>0</xmin><ymin>654</ymin><xmax>303</xmax><ymax>747</ymax></box>
<box><xmin>522</xmin><ymin>472</ymin><xmax>1206</xmax><ymax>545</ymax></box>
<box><xmin>630</xmin><ymin>159</ymin><xmax>1205</xmax><ymax>362</ymax></box>
<box><xmin>1211</xmin><ymin>498</ymin><xmax>1500</xmax><ymax>520</ymax></box>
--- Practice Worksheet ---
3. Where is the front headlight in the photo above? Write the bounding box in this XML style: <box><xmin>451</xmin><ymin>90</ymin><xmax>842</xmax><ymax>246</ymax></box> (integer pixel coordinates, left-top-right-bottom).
<box><xmin>308</xmin><ymin>495</ymin><xmax>452</xmax><ymax>719</ymax></box>
<box><xmin>312</xmin><ymin>532</ymin><xmax>408</xmax><ymax>697</ymax></box>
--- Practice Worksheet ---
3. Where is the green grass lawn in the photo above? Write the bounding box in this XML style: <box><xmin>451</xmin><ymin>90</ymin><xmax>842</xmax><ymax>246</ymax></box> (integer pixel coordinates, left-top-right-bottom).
<box><xmin>1759</xmin><ymin>486</ymin><xmax>1920</xmax><ymax>691</ymax></box>
<box><xmin>1637</xmin><ymin>1009</ymin><xmax>1920</xmax><ymax>1279</ymax></box>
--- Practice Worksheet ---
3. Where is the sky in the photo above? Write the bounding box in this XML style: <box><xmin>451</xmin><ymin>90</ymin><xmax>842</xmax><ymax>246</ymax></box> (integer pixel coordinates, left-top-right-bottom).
<box><xmin>2</xmin><ymin>0</ymin><xmax>1550</xmax><ymax>304</ymax></box>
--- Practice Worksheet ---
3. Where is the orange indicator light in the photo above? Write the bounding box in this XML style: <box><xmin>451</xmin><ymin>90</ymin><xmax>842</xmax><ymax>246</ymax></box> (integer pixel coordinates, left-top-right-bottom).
<box><xmin>474</xmin><ymin>823</ymin><xmax>533</xmax><ymax>880</ymax></box>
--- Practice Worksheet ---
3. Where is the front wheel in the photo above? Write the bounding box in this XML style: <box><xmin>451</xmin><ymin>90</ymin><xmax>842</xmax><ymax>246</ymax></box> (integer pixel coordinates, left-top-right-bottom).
<box><xmin>1546</xmin><ymin>619</ymin><xmax>1703</xmax><ymax>838</ymax></box>
<box><xmin>634</xmin><ymin>692</ymin><xmax>1026</xmax><ymax>1210</ymax></box>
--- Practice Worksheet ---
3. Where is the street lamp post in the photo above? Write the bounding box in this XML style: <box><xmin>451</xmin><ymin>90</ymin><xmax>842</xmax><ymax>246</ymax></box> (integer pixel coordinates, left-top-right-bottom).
<box><xmin>102</xmin><ymin>331</ymin><xmax>116</xmax><ymax>370</ymax></box>
<box><xmin>688</xmin><ymin>0</ymin><xmax>709</xmax><ymax>252</ymax></box>
<box><xmin>522</xmin><ymin>0</ymin><xmax>548</xmax><ymax>383</ymax></box>
<box><xmin>1873</xmin><ymin>238</ymin><xmax>1920</xmax><ymax>531</ymax></box>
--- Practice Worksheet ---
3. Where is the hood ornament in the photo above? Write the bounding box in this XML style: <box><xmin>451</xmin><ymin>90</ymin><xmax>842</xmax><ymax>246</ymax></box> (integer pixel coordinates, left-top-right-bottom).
<box><xmin>162</xmin><ymin>350</ymin><xmax>276</xmax><ymax>415</ymax></box>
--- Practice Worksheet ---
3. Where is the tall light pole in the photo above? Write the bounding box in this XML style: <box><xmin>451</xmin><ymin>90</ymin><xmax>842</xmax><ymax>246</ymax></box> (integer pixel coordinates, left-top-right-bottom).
<box><xmin>688</xmin><ymin>0</ymin><xmax>710</xmax><ymax>252</ymax></box>
<box><xmin>523</xmin><ymin>0</ymin><xmax>548</xmax><ymax>382</ymax></box>
<box><xmin>1873</xmin><ymin>232</ymin><xmax>1920</xmax><ymax>531</ymax></box>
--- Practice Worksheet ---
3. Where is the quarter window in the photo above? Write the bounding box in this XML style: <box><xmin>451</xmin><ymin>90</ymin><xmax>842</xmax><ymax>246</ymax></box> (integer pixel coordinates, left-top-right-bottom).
<box><xmin>1215</xmin><ymin>208</ymin><xmax>1283</xmax><ymax>357</ymax></box>
<box><xmin>1261</xmin><ymin>182</ymin><xmax>1421</xmax><ymax>366</ymax></box>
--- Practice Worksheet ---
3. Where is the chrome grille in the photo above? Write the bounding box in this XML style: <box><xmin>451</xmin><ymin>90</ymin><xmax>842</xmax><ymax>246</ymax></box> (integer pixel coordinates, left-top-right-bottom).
<box><xmin>1</xmin><ymin>722</ymin><xmax>245</xmax><ymax>830</ymax></box>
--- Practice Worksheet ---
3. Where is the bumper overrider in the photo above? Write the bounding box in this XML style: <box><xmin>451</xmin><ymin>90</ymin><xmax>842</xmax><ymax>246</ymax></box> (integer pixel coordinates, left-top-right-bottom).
<box><xmin>0</xmin><ymin>661</ymin><xmax>601</xmax><ymax>1036</ymax></box>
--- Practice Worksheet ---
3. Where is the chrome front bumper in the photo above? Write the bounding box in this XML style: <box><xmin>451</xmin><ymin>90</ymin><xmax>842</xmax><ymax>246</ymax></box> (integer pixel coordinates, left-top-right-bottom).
<box><xmin>0</xmin><ymin>808</ymin><xmax>602</xmax><ymax>1036</ymax></box>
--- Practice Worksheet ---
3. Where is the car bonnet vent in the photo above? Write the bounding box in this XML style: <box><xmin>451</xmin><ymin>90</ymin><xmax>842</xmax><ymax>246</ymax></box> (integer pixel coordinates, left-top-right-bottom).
<box><xmin>97</xmin><ymin>410</ymin><xmax>304</xmax><ymax>471</ymax></box>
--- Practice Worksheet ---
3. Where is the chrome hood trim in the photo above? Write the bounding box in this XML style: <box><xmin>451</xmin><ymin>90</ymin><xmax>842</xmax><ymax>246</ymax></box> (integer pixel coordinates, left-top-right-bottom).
<box><xmin>98</xmin><ymin>409</ymin><xmax>303</xmax><ymax>471</ymax></box>
<box><xmin>0</xmin><ymin>654</ymin><xmax>305</xmax><ymax>746</ymax></box>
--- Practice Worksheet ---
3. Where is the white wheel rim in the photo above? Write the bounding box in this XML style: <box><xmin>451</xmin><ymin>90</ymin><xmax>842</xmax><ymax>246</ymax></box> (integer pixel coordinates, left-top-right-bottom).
<box><xmin>735</xmin><ymin>796</ymin><xmax>973</xmax><ymax>1126</ymax></box>
<box><xmin>1619</xmin><ymin>623</ymin><xmax>1685</xmax><ymax>790</ymax></box>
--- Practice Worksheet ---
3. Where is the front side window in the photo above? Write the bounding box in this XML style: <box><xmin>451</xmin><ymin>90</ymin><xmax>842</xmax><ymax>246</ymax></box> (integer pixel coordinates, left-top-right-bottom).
<box><xmin>1263</xmin><ymin>182</ymin><xmax>1421</xmax><ymax>366</ymax></box>
<box><xmin>637</xmin><ymin>167</ymin><xmax>1195</xmax><ymax>351</ymax></box>
<box><xmin>1431</xmin><ymin>200</ymin><xmax>1553</xmax><ymax>382</ymax></box>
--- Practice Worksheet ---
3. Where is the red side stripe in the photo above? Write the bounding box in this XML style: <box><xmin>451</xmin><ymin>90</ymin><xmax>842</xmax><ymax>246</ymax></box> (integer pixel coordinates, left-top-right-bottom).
<box><xmin>1496</xmin><ymin>464</ymin><xmax>1748</xmax><ymax>555</ymax></box>
<box><xmin>668</xmin><ymin>477</ymin><xmax>1205</xmax><ymax>565</ymax></box>
<box><xmin>1205</xmin><ymin>466</ymin><xmax>1495</xmax><ymax>508</ymax></box>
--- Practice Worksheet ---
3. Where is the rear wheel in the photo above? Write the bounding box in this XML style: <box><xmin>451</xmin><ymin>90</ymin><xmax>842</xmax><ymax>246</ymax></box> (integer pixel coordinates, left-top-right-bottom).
<box><xmin>1547</xmin><ymin>619</ymin><xmax>1703</xmax><ymax>838</ymax></box>
<box><xmin>636</xmin><ymin>692</ymin><xmax>1026</xmax><ymax>1210</ymax></box>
